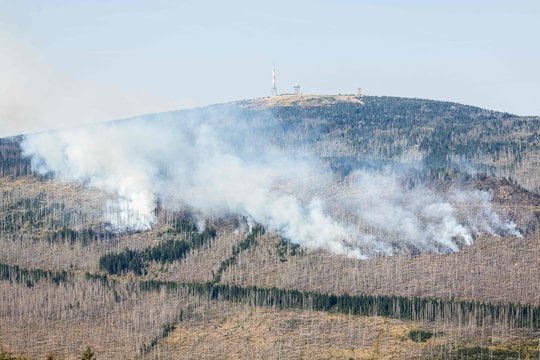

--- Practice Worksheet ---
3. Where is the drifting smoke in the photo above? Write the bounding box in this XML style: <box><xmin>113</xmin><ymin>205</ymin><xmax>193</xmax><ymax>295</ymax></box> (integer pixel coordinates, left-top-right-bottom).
<box><xmin>21</xmin><ymin>107</ymin><xmax>520</xmax><ymax>258</ymax></box>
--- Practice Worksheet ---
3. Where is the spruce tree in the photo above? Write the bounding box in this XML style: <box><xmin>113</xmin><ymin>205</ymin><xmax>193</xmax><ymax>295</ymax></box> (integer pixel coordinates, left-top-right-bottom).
<box><xmin>80</xmin><ymin>346</ymin><xmax>95</xmax><ymax>360</ymax></box>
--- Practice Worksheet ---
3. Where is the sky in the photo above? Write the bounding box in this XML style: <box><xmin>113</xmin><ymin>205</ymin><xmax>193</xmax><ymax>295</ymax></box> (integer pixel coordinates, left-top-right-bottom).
<box><xmin>1</xmin><ymin>0</ymin><xmax>539</xmax><ymax>136</ymax></box>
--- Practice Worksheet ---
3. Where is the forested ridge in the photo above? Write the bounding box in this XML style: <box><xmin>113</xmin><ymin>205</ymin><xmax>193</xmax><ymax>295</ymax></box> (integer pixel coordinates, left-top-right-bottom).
<box><xmin>2</xmin><ymin>96</ymin><xmax>539</xmax><ymax>191</ymax></box>
<box><xmin>0</xmin><ymin>95</ymin><xmax>539</xmax><ymax>359</ymax></box>
<box><xmin>258</xmin><ymin>96</ymin><xmax>540</xmax><ymax>191</ymax></box>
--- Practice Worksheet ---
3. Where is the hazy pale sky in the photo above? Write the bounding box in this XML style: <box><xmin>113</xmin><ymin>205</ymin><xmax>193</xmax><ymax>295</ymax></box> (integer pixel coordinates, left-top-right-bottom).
<box><xmin>1</xmin><ymin>0</ymin><xmax>539</xmax><ymax>136</ymax></box>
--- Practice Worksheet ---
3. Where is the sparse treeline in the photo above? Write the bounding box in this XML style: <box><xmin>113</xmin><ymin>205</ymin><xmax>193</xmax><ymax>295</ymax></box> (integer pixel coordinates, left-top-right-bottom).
<box><xmin>99</xmin><ymin>219</ymin><xmax>217</xmax><ymax>275</ymax></box>
<box><xmin>0</xmin><ymin>137</ymin><xmax>31</xmax><ymax>178</ymax></box>
<box><xmin>212</xmin><ymin>225</ymin><xmax>265</xmax><ymax>283</ymax></box>
<box><xmin>3</xmin><ymin>260</ymin><xmax>537</xmax><ymax>331</ymax></box>
<box><xmin>1</xmin><ymin>260</ymin><xmax>538</xmax><ymax>358</ymax></box>
<box><xmin>276</xmin><ymin>237</ymin><xmax>302</xmax><ymax>261</ymax></box>
<box><xmin>0</xmin><ymin>196</ymin><xmax>57</xmax><ymax>233</ymax></box>
<box><xmin>0</xmin><ymin>189</ymin><xmax>118</xmax><ymax>245</ymax></box>
<box><xmin>0</xmin><ymin>262</ymin><xmax>70</xmax><ymax>287</ymax></box>
<box><xmin>137</xmin><ymin>279</ymin><xmax>540</xmax><ymax>330</ymax></box>
<box><xmin>0</xmin><ymin>267</ymin><xmax>196</xmax><ymax>359</ymax></box>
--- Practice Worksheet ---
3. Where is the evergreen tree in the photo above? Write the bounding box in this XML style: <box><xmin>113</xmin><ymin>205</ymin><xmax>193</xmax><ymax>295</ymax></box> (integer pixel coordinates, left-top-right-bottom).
<box><xmin>80</xmin><ymin>346</ymin><xmax>95</xmax><ymax>360</ymax></box>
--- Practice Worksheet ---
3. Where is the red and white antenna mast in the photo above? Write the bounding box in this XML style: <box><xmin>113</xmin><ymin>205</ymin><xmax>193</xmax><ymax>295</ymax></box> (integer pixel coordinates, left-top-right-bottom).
<box><xmin>271</xmin><ymin>65</ymin><xmax>278</xmax><ymax>96</ymax></box>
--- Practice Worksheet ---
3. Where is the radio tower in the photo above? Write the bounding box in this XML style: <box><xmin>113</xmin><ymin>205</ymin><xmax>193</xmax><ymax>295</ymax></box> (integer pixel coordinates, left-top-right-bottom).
<box><xmin>271</xmin><ymin>65</ymin><xmax>278</xmax><ymax>96</ymax></box>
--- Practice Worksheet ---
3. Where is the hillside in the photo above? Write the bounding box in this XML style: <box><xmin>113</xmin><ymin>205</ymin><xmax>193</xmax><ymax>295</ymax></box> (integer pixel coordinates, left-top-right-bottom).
<box><xmin>3</xmin><ymin>95</ymin><xmax>540</xmax><ymax>191</ymax></box>
<box><xmin>0</xmin><ymin>95</ymin><xmax>539</xmax><ymax>359</ymax></box>
<box><xmin>240</xmin><ymin>95</ymin><xmax>540</xmax><ymax>193</ymax></box>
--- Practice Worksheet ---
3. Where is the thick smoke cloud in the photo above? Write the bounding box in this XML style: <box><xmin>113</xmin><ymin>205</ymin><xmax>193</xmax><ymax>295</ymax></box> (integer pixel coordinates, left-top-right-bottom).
<box><xmin>21</xmin><ymin>108</ymin><xmax>520</xmax><ymax>258</ymax></box>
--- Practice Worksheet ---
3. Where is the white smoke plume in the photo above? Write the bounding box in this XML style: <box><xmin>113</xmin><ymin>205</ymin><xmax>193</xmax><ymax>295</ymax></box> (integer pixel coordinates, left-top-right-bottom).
<box><xmin>21</xmin><ymin>107</ymin><xmax>520</xmax><ymax>258</ymax></box>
